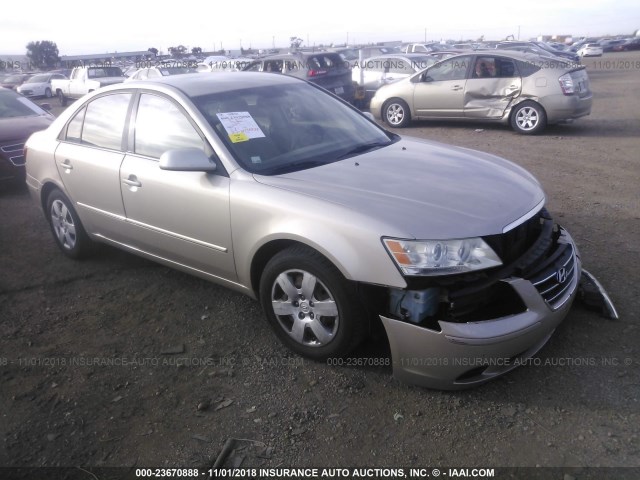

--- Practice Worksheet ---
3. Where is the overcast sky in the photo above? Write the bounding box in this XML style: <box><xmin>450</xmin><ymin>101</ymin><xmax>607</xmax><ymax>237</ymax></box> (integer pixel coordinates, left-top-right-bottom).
<box><xmin>2</xmin><ymin>0</ymin><xmax>639</xmax><ymax>56</ymax></box>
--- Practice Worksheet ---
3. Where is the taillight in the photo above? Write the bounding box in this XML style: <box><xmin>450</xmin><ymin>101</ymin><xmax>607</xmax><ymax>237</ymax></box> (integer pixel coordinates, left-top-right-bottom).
<box><xmin>558</xmin><ymin>73</ymin><xmax>575</xmax><ymax>95</ymax></box>
<box><xmin>307</xmin><ymin>69</ymin><xmax>327</xmax><ymax>77</ymax></box>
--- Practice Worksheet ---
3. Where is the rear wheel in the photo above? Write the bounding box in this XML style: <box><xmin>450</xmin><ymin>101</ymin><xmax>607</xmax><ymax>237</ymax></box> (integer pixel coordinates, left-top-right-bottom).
<box><xmin>57</xmin><ymin>90</ymin><xmax>67</xmax><ymax>107</ymax></box>
<box><xmin>259</xmin><ymin>245</ymin><xmax>366</xmax><ymax>360</ymax></box>
<box><xmin>383</xmin><ymin>99</ymin><xmax>411</xmax><ymax>128</ymax></box>
<box><xmin>46</xmin><ymin>190</ymin><xmax>93</xmax><ymax>259</ymax></box>
<box><xmin>510</xmin><ymin>100</ymin><xmax>547</xmax><ymax>134</ymax></box>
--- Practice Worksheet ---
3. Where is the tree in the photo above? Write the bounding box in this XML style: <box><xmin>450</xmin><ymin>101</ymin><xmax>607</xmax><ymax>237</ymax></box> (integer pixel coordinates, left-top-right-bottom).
<box><xmin>168</xmin><ymin>45</ymin><xmax>187</xmax><ymax>58</ymax></box>
<box><xmin>26</xmin><ymin>40</ymin><xmax>59</xmax><ymax>69</ymax></box>
<box><xmin>148</xmin><ymin>47</ymin><xmax>159</xmax><ymax>56</ymax></box>
<box><xmin>289</xmin><ymin>36</ymin><xmax>303</xmax><ymax>50</ymax></box>
<box><xmin>191</xmin><ymin>47</ymin><xmax>202</xmax><ymax>54</ymax></box>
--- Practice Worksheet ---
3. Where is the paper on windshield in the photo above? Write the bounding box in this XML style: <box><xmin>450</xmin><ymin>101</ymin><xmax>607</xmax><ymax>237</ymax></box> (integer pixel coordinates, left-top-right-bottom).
<box><xmin>216</xmin><ymin>112</ymin><xmax>265</xmax><ymax>143</ymax></box>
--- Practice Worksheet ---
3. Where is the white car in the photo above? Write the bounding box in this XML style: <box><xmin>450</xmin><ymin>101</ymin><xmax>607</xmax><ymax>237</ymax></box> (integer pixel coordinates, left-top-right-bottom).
<box><xmin>125</xmin><ymin>66</ymin><xmax>195</xmax><ymax>82</ymax></box>
<box><xmin>17</xmin><ymin>73</ymin><xmax>67</xmax><ymax>98</ymax></box>
<box><xmin>577</xmin><ymin>44</ymin><xmax>603</xmax><ymax>57</ymax></box>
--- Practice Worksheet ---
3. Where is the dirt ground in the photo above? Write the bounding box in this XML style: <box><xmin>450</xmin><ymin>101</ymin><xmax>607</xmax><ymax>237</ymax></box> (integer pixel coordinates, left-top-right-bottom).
<box><xmin>1</xmin><ymin>52</ymin><xmax>639</xmax><ymax>478</ymax></box>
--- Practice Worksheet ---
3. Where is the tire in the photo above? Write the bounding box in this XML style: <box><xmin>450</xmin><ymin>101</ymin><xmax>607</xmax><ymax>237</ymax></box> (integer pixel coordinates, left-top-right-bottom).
<box><xmin>45</xmin><ymin>87</ymin><xmax>52</xmax><ymax>98</ymax></box>
<box><xmin>259</xmin><ymin>245</ymin><xmax>366</xmax><ymax>360</ymax></box>
<box><xmin>383</xmin><ymin>98</ymin><xmax>411</xmax><ymax>128</ymax></box>
<box><xmin>57</xmin><ymin>90</ymin><xmax>67</xmax><ymax>107</ymax></box>
<box><xmin>510</xmin><ymin>100</ymin><xmax>547</xmax><ymax>134</ymax></box>
<box><xmin>46</xmin><ymin>190</ymin><xmax>93</xmax><ymax>259</ymax></box>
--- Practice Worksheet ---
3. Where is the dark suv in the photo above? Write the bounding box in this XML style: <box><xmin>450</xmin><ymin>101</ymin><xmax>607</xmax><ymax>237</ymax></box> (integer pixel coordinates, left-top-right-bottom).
<box><xmin>244</xmin><ymin>52</ymin><xmax>355</xmax><ymax>103</ymax></box>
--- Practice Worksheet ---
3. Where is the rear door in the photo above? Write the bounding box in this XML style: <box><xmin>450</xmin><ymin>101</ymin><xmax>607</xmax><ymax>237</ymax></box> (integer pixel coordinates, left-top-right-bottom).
<box><xmin>412</xmin><ymin>56</ymin><xmax>471</xmax><ymax>118</ymax></box>
<box><xmin>464</xmin><ymin>55</ymin><xmax>522</xmax><ymax>119</ymax></box>
<box><xmin>54</xmin><ymin>92</ymin><xmax>132</xmax><ymax>239</ymax></box>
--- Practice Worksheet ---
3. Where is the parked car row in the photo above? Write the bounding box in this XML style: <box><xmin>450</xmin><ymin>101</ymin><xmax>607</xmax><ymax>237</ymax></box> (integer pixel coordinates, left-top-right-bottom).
<box><xmin>242</xmin><ymin>52</ymin><xmax>355</xmax><ymax>103</ymax></box>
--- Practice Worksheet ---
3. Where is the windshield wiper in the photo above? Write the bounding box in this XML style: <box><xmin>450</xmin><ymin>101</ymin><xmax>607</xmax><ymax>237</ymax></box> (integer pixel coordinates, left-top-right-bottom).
<box><xmin>336</xmin><ymin>141</ymin><xmax>392</xmax><ymax>160</ymax></box>
<box><xmin>265</xmin><ymin>159</ymin><xmax>328</xmax><ymax>175</ymax></box>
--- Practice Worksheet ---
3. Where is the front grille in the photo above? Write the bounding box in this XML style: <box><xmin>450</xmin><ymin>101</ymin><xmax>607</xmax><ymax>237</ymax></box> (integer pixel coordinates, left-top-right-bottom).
<box><xmin>485</xmin><ymin>208</ymin><xmax>550</xmax><ymax>265</ymax></box>
<box><xmin>0</xmin><ymin>142</ymin><xmax>26</xmax><ymax>166</ymax></box>
<box><xmin>528</xmin><ymin>242</ymin><xmax>576</xmax><ymax>310</ymax></box>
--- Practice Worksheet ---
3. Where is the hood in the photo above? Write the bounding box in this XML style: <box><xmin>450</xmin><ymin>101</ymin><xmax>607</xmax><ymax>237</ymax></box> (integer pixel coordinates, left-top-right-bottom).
<box><xmin>0</xmin><ymin>115</ymin><xmax>54</xmax><ymax>143</ymax></box>
<box><xmin>254</xmin><ymin>137</ymin><xmax>544</xmax><ymax>239</ymax></box>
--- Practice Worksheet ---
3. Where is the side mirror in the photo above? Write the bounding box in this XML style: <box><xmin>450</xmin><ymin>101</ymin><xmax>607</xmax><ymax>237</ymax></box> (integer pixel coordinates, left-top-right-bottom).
<box><xmin>159</xmin><ymin>148</ymin><xmax>217</xmax><ymax>172</ymax></box>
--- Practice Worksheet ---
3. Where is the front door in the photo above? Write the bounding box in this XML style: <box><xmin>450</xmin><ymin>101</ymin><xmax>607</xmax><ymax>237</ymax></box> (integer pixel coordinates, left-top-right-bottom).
<box><xmin>119</xmin><ymin>92</ymin><xmax>236</xmax><ymax>281</ymax></box>
<box><xmin>412</xmin><ymin>56</ymin><xmax>471</xmax><ymax>118</ymax></box>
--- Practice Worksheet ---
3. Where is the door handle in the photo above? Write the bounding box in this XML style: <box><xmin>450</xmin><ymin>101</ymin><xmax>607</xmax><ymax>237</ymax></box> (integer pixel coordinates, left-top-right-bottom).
<box><xmin>451</xmin><ymin>85</ymin><xmax>463</xmax><ymax>91</ymax></box>
<box><xmin>58</xmin><ymin>159</ymin><xmax>73</xmax><ymax>170</ymax></box>
<box><xmin>122</xmin><ymin>177</ymin><xmax>142</xmax><ymax>188</ymax></box>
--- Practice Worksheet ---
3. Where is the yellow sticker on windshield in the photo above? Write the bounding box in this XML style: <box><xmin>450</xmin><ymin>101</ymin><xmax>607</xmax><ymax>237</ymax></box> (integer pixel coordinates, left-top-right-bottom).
<box><xmin>217</xmin><ymin>112</ymin><xmax>265</xmax><ymax>143</ymax></box>
<box><xmin>229</xmin><ymin>132</ymin><xmax>249</xmax><ymax>143</ymax></box>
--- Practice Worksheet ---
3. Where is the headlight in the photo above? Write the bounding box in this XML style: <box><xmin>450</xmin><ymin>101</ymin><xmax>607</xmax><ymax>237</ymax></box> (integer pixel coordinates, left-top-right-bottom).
<box><xmin>383</xmin><ymin>237</ymin><xmax>502</xmax><ymax>276</ymax></box>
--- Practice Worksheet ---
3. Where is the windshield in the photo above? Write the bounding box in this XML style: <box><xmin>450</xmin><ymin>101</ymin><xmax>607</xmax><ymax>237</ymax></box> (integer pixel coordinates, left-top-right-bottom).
<box><xmin>0</xmin><ymin>90</ymin><xmax>48</xmax><ymax>118</ymax></box>
<box><xmin>87</xmin><ymin>67</ymin><xmax>124</xmax><ymax>78</ymax></box>
<box><xmin>26</xmin><ymin>74</ymin><xmax>50</xmax><ymax>83</ymax></box>
<box><xmin>193</xmin><ymin>82</ymin><xmax>396</xmax><ymax>175</ymax></box>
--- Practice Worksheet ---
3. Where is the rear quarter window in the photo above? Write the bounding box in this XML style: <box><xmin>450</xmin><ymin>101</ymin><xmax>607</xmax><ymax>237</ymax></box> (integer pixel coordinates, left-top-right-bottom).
<box><xmin>515</xmin><ymin>60</ymin><xmax>542</xmax><ymax>77</ymax></box>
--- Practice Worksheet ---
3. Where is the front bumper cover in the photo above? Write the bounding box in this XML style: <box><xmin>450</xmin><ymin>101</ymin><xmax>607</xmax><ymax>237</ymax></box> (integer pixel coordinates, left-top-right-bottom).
<box><xmin>381</xmin><ymin>227</ymin><xmax>582</xmax><ymax>390</ymax></box>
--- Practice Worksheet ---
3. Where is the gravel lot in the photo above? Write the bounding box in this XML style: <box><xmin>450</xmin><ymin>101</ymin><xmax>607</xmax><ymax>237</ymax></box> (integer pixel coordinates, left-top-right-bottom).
<box><xmin>1</xmin><ymin>52</ymin><xmax>639</xmax><ymax>478</ymax></box>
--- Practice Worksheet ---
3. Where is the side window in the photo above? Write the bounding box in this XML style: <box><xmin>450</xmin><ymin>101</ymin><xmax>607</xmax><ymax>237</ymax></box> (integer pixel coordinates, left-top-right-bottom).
<box><xmin>264</xmin><ymin>60</ymin><xmax>283</xmax><ymax>73</ymax></box>
<box><xmin>495</xmin><ymin>58</ymin><xmax>518</xmax><ymax>78</ymax></box>
<box><xmin>473</xmin><ymin>57</ymin><xmax>497</xmax><ymax>78</ymax></box>
<box><xmin>389</xmin><ymin>60</ymin><xmax>413</xmax><ymax>75</ymax></box>
<box><xmin>245</xmin><ymin>62</ymin><xmax>262</xmax><ymax>72</ymax></box>
<box><xmin>362</xmin><ymin>59</ymin><xmax>386</xmax><ymax>73</ymax></box>
<box><xmin>134</xmin><ymin>94</ymin><xmax>205</xmax><ymax>159</ymax></box>
<box><xmin>65</xmin><ymin>106</ymin><xmax>86</xmax><ymax>143</ymax></box>
<box><xmin>424</xmin><ymin>57</ymin><xmax>470</xmax><ymax>82</ymax></box>
<box><xmin>81</xmin><ymin>93</ymin><xmax>131</xmax><ymax>150</ymax></box>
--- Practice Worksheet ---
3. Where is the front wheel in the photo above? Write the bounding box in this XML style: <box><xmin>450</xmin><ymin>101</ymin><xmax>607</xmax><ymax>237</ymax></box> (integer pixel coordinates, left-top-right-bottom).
<box><xmin>45</xmin><ymin>87</ymin><xmax>52</xmax><ymax>98</ymax></box>
<box><xmin>383</xmin><ymin>98</ymin><xmax>411</xmax><ymax>128</ymax></box>
<box><xmin>259</xmin><ymin>245</ymin><xmax>365</xmax><ymax>360</ymax></box>
<box><xmin>46</xmin><ymin>190</ymin><xmax>93</xmax><ymax>259</ymax></box>
<box><xmin>510</xmin><ymin>100</ymin><xmax>547</xmax><ymax>134</ymax></box>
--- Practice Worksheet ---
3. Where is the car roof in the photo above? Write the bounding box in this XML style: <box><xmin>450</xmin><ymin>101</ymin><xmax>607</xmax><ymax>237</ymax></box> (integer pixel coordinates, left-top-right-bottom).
<box><xmin>125</xmin><ymin>71</ymin><xmax>302</xmax><ymax>97</ymax></box>
<box><xmin>364</xmin><ymin>53</ymin><xmax>435</xmax><ymax>61</ymax></box>
<box><xmin>255</xmin><ymin>52</ymin><xmax>341</xmax><ymax>61</ymax></box>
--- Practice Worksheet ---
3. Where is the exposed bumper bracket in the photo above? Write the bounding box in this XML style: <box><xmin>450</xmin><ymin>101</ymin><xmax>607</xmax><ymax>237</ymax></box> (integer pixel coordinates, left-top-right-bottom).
<box><xmin>578</xmin><ymin>269</ymin><xmax>619</xmax><ymax>320</ymax></box>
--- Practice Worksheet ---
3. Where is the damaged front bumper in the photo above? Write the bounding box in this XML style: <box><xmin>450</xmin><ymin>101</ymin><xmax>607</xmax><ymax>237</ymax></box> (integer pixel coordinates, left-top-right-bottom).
<box><xmin>380</xmin><ymin>227</ymin><xmax>584</xmax><ymax>390</ymax></box>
